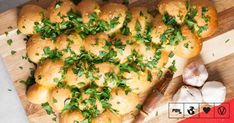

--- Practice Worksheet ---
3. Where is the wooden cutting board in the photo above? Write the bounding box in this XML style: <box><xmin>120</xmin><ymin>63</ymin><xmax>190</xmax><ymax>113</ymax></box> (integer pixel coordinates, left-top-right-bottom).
<box><xmin>0</xmin><ymin>0</ymin><xmax>234</xmax><ymax>123</ymax></box>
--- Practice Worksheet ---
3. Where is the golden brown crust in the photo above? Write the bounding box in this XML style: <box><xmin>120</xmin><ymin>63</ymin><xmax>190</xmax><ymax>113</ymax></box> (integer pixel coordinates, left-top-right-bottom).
<box><xmin>92</xmin><ymin>110</ymin><xmax>122</xmax><ymax>123</ymax></box>
<box><xmin>48</xmin><ymin>88</ymin><xmax>71</xmax><ymax>112</ymax></box>
<box><xmin>60</xmin><ymin>110</ymin><xmax>85</xmax><ymax>123</ymax></box>
<box><xmin>83</xmin><ymin>33</ymin><xmax>109</xmax><ymax>56</ymax></box>
<box><xmin>135</xmin><ymin>42</ymin><xmax>155</xmax><ymax>63</ymax></box>
<box><xmin>123</xmin><ymin>71</ymin><xmax>155</xmax><ymax>94</ymax></box>
<box><xmin>55</xmin><ymin>33</ymin><xmax>83</xmax><ymax>59</ymax></box>
<box><xmin>100</xmin><ymin>3</ymin><xmax>127</xmax><ymax>34</ymax></box>
<box><xmin>48</xmin><ymin>0</ymin><xmax>75</xmax><ymax>23</ymax></box>
<box><xmin>127</xmin><ymin>7</ymin><xmax>153</xmax><ymax>36</ymax></box>
<box><xmin>34</xmin><ymin>59</ymin><xmax>64</xmax><ymax>88</ymax></box>
<box><xmin>26</xmin><ymin>35</ymin><xmax>55</xmax><ymax>63</ymax></box>
<box><xmin>94</xmin><ymin>62</ymin><xmax>119</xmax><ymax>88</ymax></box>
<box><xmin>158</xmin><ymin>0</ymin><xmax>188</xmax><ymax>24</ymax></box>
<box><xmin>79</xmin><ymin>93</ymin><xmax>104</xmax><ymax>113</ymax></box>
<box><xmin>112</xmin><ymin>34</ymin><xmax>135</xmax><ymax>63</ymax></box>
<box><xmin>64</xmin><ymin>65</ymin><xmax>90</xmax><ymax>88</ymax></box>
<box><xmin>174</xmin><ymin>25</ymin><xmax>202</xmax><ymax>58</ymax></box>
<box><xmin>151</xmin><ymin>15</ymin><xmax>171</xmax><ymax>44</ymax></box>
<box><xmin>76</xmin><ymin>0</ymin><xmax>100</xmax><ymax>23</ymax></box>
<box><xmin>109</xmin><ymin>89</ymin><xmax>140</xmax><ymax>115</ymax></box>
<box><xmin>17</xmin><ymin>4</ymin><xmax>45</xmax><ymax>34</ymax></box>
<box><xmin>26</xmin><ymin>83</ymin><xmax>51</xmax><ymax>104</ymax></box>
<box><xmin>190</xmin><ymin>0</ymin><xmax>218</xmax><ymax>38</ymax></box>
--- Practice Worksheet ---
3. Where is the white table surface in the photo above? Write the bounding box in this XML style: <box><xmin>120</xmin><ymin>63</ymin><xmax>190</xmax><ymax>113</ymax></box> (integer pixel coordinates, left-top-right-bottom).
<box><xmin>0</xmin><ymin>56</ymin><xmax>28</xmax><ymax>123</ymax></box>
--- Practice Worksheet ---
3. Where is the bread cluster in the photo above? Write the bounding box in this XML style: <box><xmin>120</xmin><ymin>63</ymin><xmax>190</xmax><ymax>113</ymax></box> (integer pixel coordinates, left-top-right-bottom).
<box><xmin>17</xmin><ymin>0</ymin><xmax>218</xmax><ymax>122</ymax></box>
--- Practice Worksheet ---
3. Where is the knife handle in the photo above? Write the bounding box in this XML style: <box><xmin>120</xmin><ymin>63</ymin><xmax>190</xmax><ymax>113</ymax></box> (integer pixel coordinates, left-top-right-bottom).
<box><xmin>133</xmin><ymin>71</ymin><xmax>173</xmax><ymax>123</ymax></box>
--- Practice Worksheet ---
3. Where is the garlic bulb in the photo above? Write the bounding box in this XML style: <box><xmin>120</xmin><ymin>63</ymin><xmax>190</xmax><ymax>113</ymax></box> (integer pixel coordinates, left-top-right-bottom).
<box><xmin>183</xmin><ymin>61</ymin><xmax>208</xmax><ymax>87</ymax></box>
<box><xmin>201</xmin><ymin>81</ymin><xmax>226</xmax><ymax>103</ymax></box>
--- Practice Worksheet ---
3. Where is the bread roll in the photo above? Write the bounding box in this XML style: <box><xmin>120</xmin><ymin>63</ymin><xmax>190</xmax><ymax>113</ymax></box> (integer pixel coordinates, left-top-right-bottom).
<box><xmin>76</xmin><ymin>0</ymin><xmax>100</xmax><ymax>23</ymax></box>
<box><xmin>174</xmin><ymin>25</ymin><xmax>202</xmax><ymax>58</ymax></box>
<box><xmin>79</xmin><ymin>93</ymin><xmax>104</xmax><ymax>114</ymax></box>
<box><xmin>190</xmin><ymin>0</ymin><xmax>218</xmax><ymax>38</ymax></box>
<box><xmin>55</xmin><ymin>33</ymin><xmax>83</xmax><ymax>58</ymax></box>
<box><xmin>48</xmin><ymin>0</ymin><xmax>75</xmax><ymax>23</ymax></box>
<box><xmin>94</xmin><ymin>62</ymin><xmax>119</xmax><ymax>88</ymax></box>
<box><xmin>64</xmin><ymin>65</ymin><xmax>90</xmax><ymax>88</ymax></box>
<box><xmin>17</xmin><ymin>4</ymin><xmax>45</xmax><ymax>34</ymax></box>
<box><xmin>83</xmin><ymin>33</ymin><xmax>109</xmax><ymax>56</ymax></box>
<box><xmin>112</xmin><ymin>34</ymin><xmax>135</xmax><ymax>63</ymax></box>
<box><xmin>26</xmin><ymin>83</ymin><xmax>51</xmax><ymax>104</ymax></box>
<box><xmin>135</xmin><ymin>42</ymin><xmax>155</xmax><ymax>63</ymax></box>
<box><xmin>123</xmin><ymin>71</ymin><xmax>155</xmax><ymax>94</ymax></box>
<box><xmin>60</xmin><ymin>110</ymin><xmax>85</xmax><ymax>123</ymax></box>
<box><xmin>151</xmin><ymin>15</ymin><xmax>171</xmax><ymax>44</ymax></box>
<box><xmin>127</xmin><ymin>7</ymin><xmax>152</xmax><ymax>36</ymax></box>
<box><xmin>27</xmin><ymin>35</ymin><xmax>55</xmax><ymax>63</ymax></box>
<box><xmin>48</xmin><ymin>88</ymin><xmax>71</xmax><ymax>112</ymax></box>
<box><xmin>92</xmin><ymin>110</ymin><xmax>122</xmax><ymax>123</ymax></box>
<box><xmin>158</xmin><ymin>0</ymin><xmax>188</xmax><ymax>24</ymax></box>
<box><xmin>157</xmin><ymin>50</ymin><xmax>169</xmax><ymax>68</ymax></box>
<box><xmin>109</xmin><ymin>89</ymin><xmax>140</xmax><ymax>115</ymax></box>
<box><xmin>35</xmin><ymin>59</ymin><xmax>64</xmax><ymax>88</ymax></box>
<box><xmin>100</xmin><ymin>3</ymin><xmax>127</xmax><ymax>34</ymax></box>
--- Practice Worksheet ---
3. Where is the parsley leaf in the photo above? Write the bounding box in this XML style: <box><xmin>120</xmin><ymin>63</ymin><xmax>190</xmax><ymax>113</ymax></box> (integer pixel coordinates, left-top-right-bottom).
<box><xmin>42</xmin><ymin>102</ymin><xmax>54</xmax><ymax>115</ymax></box>
<box><xmin>7</xmin><ymin>39</ymin><xmax>13</xmax><ymax>46</ymax></box>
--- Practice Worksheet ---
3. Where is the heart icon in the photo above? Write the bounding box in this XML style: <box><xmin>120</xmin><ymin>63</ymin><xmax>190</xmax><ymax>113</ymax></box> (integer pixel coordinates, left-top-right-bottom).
<box><xmin>203</xmin><ymin>107</ymin><xmax>211</xmax><ymax>114</ymax></box>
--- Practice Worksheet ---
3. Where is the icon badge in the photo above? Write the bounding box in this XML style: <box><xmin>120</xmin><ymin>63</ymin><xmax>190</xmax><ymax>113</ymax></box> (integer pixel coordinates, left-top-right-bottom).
<box><xmin>215</xmin><ymin>103</ymin><xmax>230</xmax><ymax>118</ymax></box>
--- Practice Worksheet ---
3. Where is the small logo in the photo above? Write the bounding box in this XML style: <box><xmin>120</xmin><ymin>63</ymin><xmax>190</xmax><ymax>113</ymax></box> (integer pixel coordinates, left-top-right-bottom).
<box><xmin>217</xmin><ymin>106</ymin><xmax>226</xmax><ymax>115</ymax></box>
<box><xmin>203</xmin><ymin>107</ymin><xmax>211</xmax><ymax>114</ymax></box>
<box><xmin>187</xmin><ymin>106</ymin><xmax>195</xmax><ymax>115</ymax></box>
<box><xmin>172</xmin><ymin>109</ymin><xmax>182</xmax><ymax>114</ymax></box>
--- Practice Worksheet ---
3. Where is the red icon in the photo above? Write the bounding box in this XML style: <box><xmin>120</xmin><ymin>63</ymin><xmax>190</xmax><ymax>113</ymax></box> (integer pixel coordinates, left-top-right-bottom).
<box><xmin>214</xmin><ymin>103</ymin><xmax>230</xmax><ymax>118</ymax></box>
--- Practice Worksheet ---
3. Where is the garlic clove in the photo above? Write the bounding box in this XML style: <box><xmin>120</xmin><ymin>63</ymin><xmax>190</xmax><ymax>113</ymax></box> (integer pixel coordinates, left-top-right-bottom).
<box><xmin>173</xmin><ymin>85</ymin><xmax>203</xmax><ymax>103</ymax></box>
<box><xmin>201</xmin><ymin>81</ymin><xmax>226</xmax><ymax>103</ymax></box>
<box><xmin>172</xmin><ymin>86</ymin><xmax>203</xmax><ymax>115</ymax></box>
<box><xmin>183</xmin><ymin>61</ymin><xmax>208</xmax><ymax>87</ymax></box>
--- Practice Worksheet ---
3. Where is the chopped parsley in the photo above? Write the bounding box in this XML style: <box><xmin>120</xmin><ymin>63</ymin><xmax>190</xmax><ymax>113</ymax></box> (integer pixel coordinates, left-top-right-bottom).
<box><xmin>42</xmin><ymin>102</ymin><xmax>54</xmax><ymax>115</ymax></box>
<box><xmin>202</xmin><ymin>7</ymin><xmax>209</xmax><ymax>23</ymax></box>
<box><xmin>113</xmin><ymin>39</ymin><xmax>126</xmax><ymax>52</ymax></box>
<box><xmin>122</xmin><ymin>0</ymin><xmax>129</xmax><ymax>5</ymax></box>
<box><xmin>121</xmin><ymin>11</ymin><xmax>132</xmax><ymax>35</ymax></box>
<box><xmin>109</xmin><ymin>17</ymin><xmax>120</xmax><ymax>29</ymax></box>
<box><xmin>136</xmin><ymin>104</ymin><xmax>143</xmax><ymax>110</ymax></box>
<box><xmin>43</xmin><ymin>47</ymin><xmax>63</xmax><ymax>61</ymax></box>
<box><xmin>16</xmin><ymin>29</ymin><xmax>21</xmax><ymax>35</ymax></box>
<box><xmin>168</xmin><ymin>51</ymin><xmax>174</xmax><ymax>58</ymax></box>
<box><xmin>19</xmin><ymin>66</ymin><xmax>23</xmax><ymax>70</ymax></box>
<box><xmin>225</xmin><ymin>39</ymin><xmax>230</xmax><ymax>43</ymax></box>
<box><xmin>169</xmin><ymin>60</ymin><xmax>177</xmax><ymax>73</ymax></box>
<box><xmin>157</xmin><ymin>70</ymin><xmax>163</xmax><ymax>78</ymax></box>
<box><xmin>11</xmin><ymin>50</ymin><xmax>16</xmax><ymax>55</ymax></box>
<box><xmin>147</xmin><ymin>71</ymin><xmax>152</xmax><ymax>81</ymax></box>
<box><xmin>162</xmin><ymin>13</ymin><xmax>177</xmax><ymax>26</ymax></box>
<box><xmin>7</xmin><ymin>39</ymin><xmax>13</xmax><ymax>46</ymax></box>
<box><xmin>20</xmin><ymin>68</ymin><xmax>35</xmax><ymax>87</ymax></box>
<box><xmin>185</xmin><ymin>6</ymin><xmax>208</xmax><ymax>36</ymax></box>
<box><xmin>55</xmin><ymin>1</ymin><xmax>63</xmax><ymax>9</ymax></box>
<box><xmin>8</xmin><ymin>26</ymin><xmax>13</xmax><ymax>29</ymax></box>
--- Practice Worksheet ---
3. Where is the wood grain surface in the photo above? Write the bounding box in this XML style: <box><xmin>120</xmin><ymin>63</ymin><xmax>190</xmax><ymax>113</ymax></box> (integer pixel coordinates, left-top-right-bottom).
<box><xmin>0</xmin><ymin>0</ymin><xmax>234</xmax><ymax>123</ymax></box>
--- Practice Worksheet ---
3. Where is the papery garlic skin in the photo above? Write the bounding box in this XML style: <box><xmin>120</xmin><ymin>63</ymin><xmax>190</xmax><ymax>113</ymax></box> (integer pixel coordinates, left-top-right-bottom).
<box><xmin>173</xmin><ymin>85</ymin><xmax>203</xmax><ymax>103</ymax></box>
<box><xmin>201</xmin><ymin>81</ymin><xmax>226</xmax><ymax>103</ymax></box>
<box><xmin>172</xmin><ymin>86</ymin><xmax>203</xmax><ymax>114</ymax></box>
<box><xmin>183</xmin><ymin>62</ymin><xmax>208</xmax><ymax>87</ymax></box>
